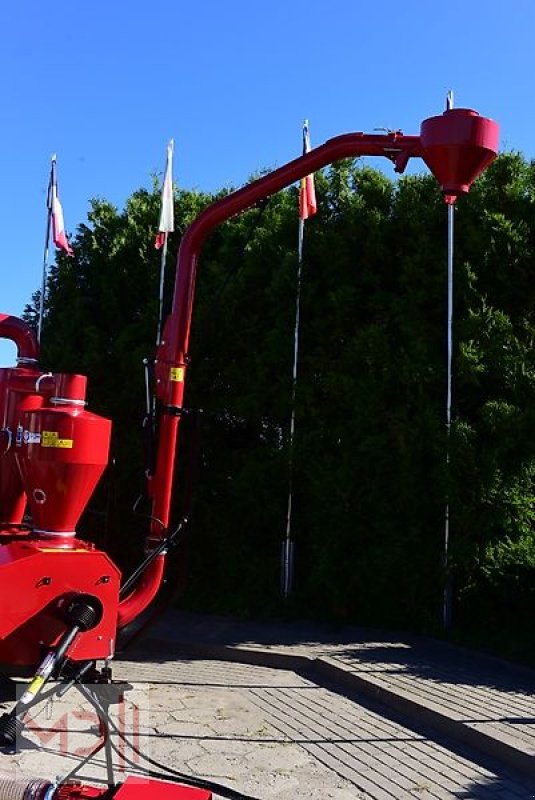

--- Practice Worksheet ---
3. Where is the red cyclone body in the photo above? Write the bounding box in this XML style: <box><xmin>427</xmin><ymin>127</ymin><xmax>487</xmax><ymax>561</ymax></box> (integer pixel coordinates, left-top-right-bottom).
<box><xmin>17</xmin><ymin>405</ymin><xmax>111</xmax><ymax>535</ymax></box>
<box><xmin>420</xmin><ymin>108</ymin><xmax>500</xmax><ymax>203</ymax></box>
<box><xmin>0</xmin><ymin>318</ymin><xmax>119</xmax><ymax>667</ymax></box>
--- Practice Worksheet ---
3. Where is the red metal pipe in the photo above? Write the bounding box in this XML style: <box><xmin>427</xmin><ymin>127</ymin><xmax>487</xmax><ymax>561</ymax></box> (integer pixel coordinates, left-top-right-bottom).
<box><xmin>117</xmin><ymin>132</ymin><xmax>422</xmax><ymax>628</ymax></box>
<box><xmin>117</xmin><ymin>555</ymin><xmax>166</xmax><ymax>628</ymax></box>
<box><xmin>0</xmin><ymin>314</ymin><xmax>39</xmax><ymax>362</ymax></box>
<box><xmin>118</xmin><ymin>114</ymin><xmax>499</xmax><ymax>627</ymax></box>
<box><xmin>161</xmin><ymin>132</ymin><xmax>421</xmax><ymax>376</ymax></box>
<box><xmin>151</xmin><ymin>132</ymin><xmax>421</xmax><ymax>529</ymax></box>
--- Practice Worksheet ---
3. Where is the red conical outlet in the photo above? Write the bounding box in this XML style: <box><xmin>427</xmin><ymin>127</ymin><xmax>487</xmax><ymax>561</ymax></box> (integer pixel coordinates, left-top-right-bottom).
<box><xmin>420</xmin><ymin>108</ymin><xmax>499</xmax><ymax>204</ymax></box>
<box><xmin>17</xmin><ymin>405</ymin><xmax>111</xmax><ymax>536</ymax></box>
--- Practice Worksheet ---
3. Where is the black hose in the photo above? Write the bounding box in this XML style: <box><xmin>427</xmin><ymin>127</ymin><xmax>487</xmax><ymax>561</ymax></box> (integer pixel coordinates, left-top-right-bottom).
<box><xmin>79</xmin><ymin>684</ymin><xmax>261</xmax><ymax>800</ymax></box>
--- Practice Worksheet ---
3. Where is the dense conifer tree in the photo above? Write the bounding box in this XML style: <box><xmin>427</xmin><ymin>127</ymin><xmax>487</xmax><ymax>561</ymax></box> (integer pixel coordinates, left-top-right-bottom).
<box><xmin>25</xmin><ymin>155</ymin><xmax>535</xmax><ymax>638</ymax></box>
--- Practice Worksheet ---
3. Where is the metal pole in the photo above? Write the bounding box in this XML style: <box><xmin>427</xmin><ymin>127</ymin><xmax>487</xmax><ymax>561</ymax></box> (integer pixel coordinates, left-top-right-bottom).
<box><xmin>38</xmin><ymin>158</ymin><xmax>54</xmax><ymax>344</ymax></box>
<box><xmin>156</xmin><ymin>234</ymin><xmax>168</xmax><ymax>345</ymax></box>
<box><xmin>156</xmin><ymin>138</ymin><xmax>174</xmax><ymax>346</ymax></box>
<box><xmin>281</xmin><ymin>219</ymin><xmax>305</xmax><ymax>597</ymax></box>
<box><xmin>443</xmin><ymin>202</ymin><xmax>455</xmax><ymax>629</ymax></box>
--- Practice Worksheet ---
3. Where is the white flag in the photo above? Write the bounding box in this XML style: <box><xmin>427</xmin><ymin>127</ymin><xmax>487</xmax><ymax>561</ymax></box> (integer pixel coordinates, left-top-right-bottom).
<box><xmin>155</xmin><ymin>139</ymin><xmax>174</xmax><ymax>249</ymax></box>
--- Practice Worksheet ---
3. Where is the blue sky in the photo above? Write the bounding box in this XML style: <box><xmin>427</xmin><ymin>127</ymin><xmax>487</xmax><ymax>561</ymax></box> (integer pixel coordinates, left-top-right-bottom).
<box><xmin>1</xmin><ymin>0</ymin><xmax>533</xmax><ymax>364</ymax></box>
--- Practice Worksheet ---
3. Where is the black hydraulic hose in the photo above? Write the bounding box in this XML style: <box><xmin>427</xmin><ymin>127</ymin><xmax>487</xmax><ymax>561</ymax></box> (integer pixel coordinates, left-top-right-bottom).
<box><xmin>79</xmin><ymin>683</ymin><xmax>261</xmax><ymax>800</ymax></box>
<box><xmin>142</xmin><ymin>357</ymin><xmax>157</xmax><ymax>479</ymax></box>
<box><xmin>118</xmin><ymin>408</ymin><xmax>203</xmax><ymax>653</ymax></box>
<box><xmin>56</xmin><ymin>660</ymin><xmax>96</xmax><ymax>698</ymax></box>
<box><xmin>119</xmin><ymin>516</ymin><xmax>187</xmax><ymax>600</ymax></box>
<box><xmin>0</xmin><ymin>625</ymin><xmax>83</xmax><ymax>745</ymax></box>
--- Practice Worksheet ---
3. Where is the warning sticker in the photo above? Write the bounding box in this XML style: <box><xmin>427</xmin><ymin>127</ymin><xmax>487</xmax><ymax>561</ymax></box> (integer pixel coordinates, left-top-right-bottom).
<box><xmin>41</xmin><ymin>431</ymin><xmax>74</xmax><ymax>449</ymax></box>
<box><xmin>23</xmin><ymin>430</ymin><xmax>41</xmax><ymax>445</ymax></box>
<box><xmin>170</xmin><ymin>367</ymin><xmax>185</xmax><ymax>382</ymax></box>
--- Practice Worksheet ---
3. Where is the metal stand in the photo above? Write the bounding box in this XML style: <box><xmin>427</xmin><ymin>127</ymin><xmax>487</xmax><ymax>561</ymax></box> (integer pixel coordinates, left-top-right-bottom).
<box><xmin>442</xmin><ymin>202</ymin><xmax>455</xmax><ymax>630</ymax></box>
<box><xmin>0</xmin><ymin>660</ymin><xmax>125</xmax><ymax>791</ymax></box>
<box><xmin>59</xmin><ymin>678</ymin><xmax>118</xmax><ymax>788</ymax></box>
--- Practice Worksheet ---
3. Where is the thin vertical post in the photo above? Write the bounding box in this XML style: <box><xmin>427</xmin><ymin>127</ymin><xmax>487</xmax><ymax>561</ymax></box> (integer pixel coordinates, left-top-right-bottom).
<box><xmin>157</xmin><ymin>234</ymin><xmax>168</xmax><ymax>345</ymax></box>
<box><xmin>282</xmin><ymin>220</ymin><xmax>305</xmax><ymax>597</ymax></box>
<box><xmin>155</xmin><ymin>138</ymin><xmax>174</xmax><ymax>346</ymax></box>
<box><xmin>38</xmin><ymin>157</ymin><xmax>54</xmax><ymax>344</ymax></box>
<box><xmin>443</xmin><ymin>202</ymin><xmax>455</xmax><ymax>629</ymax></box>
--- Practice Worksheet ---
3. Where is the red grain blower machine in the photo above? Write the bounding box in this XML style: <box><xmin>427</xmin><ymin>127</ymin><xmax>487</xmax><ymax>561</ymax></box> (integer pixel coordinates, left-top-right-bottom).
<box><xmin>0</xmin><ymin>106</ymin><xmax>498</xmax><ymax>799</ymax></box>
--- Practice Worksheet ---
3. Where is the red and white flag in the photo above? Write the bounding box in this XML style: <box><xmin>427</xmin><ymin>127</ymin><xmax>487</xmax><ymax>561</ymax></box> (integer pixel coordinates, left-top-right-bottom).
<box><xmin>299</xmin><ymin>120</ymin><xmax>317</xmax><ymax>220</ymax></box>
<box><xmin>155</xmin><ymin>139</ymin><xmax>174</xmax><ymax>249</ymax></box>
<box><xmin>48</xmin><ymin>157</ymin><xmax>73</xmax><ymax>256</ymax></box>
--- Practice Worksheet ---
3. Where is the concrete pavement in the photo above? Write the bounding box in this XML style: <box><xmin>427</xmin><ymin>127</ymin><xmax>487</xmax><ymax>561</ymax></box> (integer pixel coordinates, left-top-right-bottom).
<box><xmin>1</xmin><ymin>611</ymin><xmax>535</xmax><ymax>799</ymax></box>
<box><xmin>138</xmin><ymin>612</ymin><xmax>535</xmax><ymax>779</ymax></box>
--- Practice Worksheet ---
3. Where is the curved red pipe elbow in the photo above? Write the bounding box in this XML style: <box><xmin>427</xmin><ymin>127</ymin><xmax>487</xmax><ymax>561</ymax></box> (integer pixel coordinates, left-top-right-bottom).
<box><xmin>0</xmin><ymin>314</ymin><xmax>39</xmax><ymax>362</ymax></box>
<box><xmin>162</xmin><ymin>132</ymin><xmax>423</xmax><ymax>368</ymax></box>
<box><xmin>117</xmin><ymin>555</ymin><xmax>166</xmax><ymax>629</ymax></box>
<box><xmin>148</xmin><ymin>131</ymin><xmax>425</xmax><ymax>580</ymax></box>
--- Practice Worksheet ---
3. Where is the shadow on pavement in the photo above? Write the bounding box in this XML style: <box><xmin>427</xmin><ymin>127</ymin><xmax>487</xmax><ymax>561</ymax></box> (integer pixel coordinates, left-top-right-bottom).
<box><xmin>119</xmin><ymin>610</ymin><xmax>535</xmax><ymax>695</ymax></box>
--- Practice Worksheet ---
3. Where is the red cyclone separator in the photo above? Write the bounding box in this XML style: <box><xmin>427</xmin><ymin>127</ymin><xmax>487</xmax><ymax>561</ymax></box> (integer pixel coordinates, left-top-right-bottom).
<box><xmin>420</xmin><ymin>108</ymin><xmax>500</xmax><ymax>204</ymax></box>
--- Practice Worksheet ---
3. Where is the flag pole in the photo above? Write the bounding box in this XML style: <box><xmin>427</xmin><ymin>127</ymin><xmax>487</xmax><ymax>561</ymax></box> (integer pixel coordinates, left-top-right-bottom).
<box><xmin>282</xmin><ymin>119</ymin><xmax>316</xmax><ymax>598</ymax></box>
<box><xmin>155</xmin><ymin>139</ymin><xmax>174</xmax><ymax>346</ymax></box>
<box><xmin>282</xmin><ymin>215</ymin><xmax>305</xmax><ymax>598</ymax></box>
<box><xmin>38</xmin><ymin>156</ymin><xmax>55</xmax><ymax>344</ymax></box>
<box><xmin>442</xmin><ymin>88</ymin><xmax>455</xmax><ymax>629</ymax></box>
<box><xmin>442</xmin><ymin>199</ymin><xmax>455</xmax><ymax>629</ymax></box>
<box><xmin>156</xmin><ymin>233</ymin><xmax>168</xmax><ymax>345</ymax></box>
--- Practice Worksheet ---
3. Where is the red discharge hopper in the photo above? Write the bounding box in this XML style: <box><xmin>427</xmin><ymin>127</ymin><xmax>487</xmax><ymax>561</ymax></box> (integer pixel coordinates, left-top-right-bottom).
<box><xmin>420</xmin><ymin>107</ymin><xmax>500</xmax><ymax>204</ymax></box>
<box><xmin>17</xmin><ymin>400</ymin><xmax>111</xmax><ymax>535</ymax></box>
<box><xmin>0</xmin><ymin>104</ymin><xmax>499</xmax><ymax>798</ymax></box>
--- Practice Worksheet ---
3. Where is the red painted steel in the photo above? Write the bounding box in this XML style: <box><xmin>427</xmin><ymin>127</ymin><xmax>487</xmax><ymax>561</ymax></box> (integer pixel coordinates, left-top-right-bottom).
<box><xmin>145</xmin><ymin>132</ymin><xmax>424</xmax><ymax>568</ymax></box>
<box><xmin>57</xmin><ymin>785</ymin><xmax>104</xmax><ymax>799</ymax></box>
<box><xmin>0</xmin><ymin>539</ymin><xmax>120</xmax><ymax>666</ymax></box>
<box><xmin>420</xmin><ymin>108</ymin><xmax>500</xmax><ymax>204</ymax></box>
<box><xmin>54</xmin><ymin>777</ymin><xmax>211</xmax><ymax>799</ymax></box>
<box><xmin>0</xmin><ymin>317</ymin><xmax>119</xmax><ymax>666</ymax></box>
<box><xmin>113</xmin><ymin>776</ymin><xmax>211</xmax><ymax>799</ymax></box>
<box><xmin>0</xmin><ymin>319</ymin><xmax>89</xmax><ymax>531</ymax></box>
<box><xmin>0</xmin><ymin>365</ymin><xmax>44</xmax><ymax>525</ymax></box>
<box><xmin>17</xmin><ymin>405</ymin><xmax>111</xmax><ymax>535</ymax></box>
<box><xmin>117</xmin><ymin>556</ymin><xmax>165</xmax><ymax>628</ymax></box>
<box><xmin>0</xmin><ymin>313</ymin><xmax>39</xmax><ymax>361</ymax></box>
<box><xmin>0</xmin><ymin>776</ymin><xmax>210</xmax><ymax>799</ymax></box>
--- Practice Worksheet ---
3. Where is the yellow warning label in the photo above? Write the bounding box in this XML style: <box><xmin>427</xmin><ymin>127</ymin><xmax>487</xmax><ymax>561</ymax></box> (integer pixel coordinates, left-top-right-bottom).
<box><xmin>42</xmin><ymin>431</ymin><xmax>74</xmax><ymax>449</ymax></box>
<box><xmin>170</xmin><ymin>367</ymin><xmax>185</xmax><ymax>382</ymax></box>
<box><xmin>27</xmin><ymin>675</ymin><xmax>45</xmax><ymax>696</ymax></box>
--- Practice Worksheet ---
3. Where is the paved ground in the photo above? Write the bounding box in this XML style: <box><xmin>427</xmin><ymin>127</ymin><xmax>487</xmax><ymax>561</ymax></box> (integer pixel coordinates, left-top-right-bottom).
<box><xmin>142</xmin><ymin>613</ymin><xmax>535</xmax><ymax>776</ymax></box>
<box><xmin>1</xmin><ymin>612</ymin><xmax>535</xmax><ymax>799</ymax></box>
